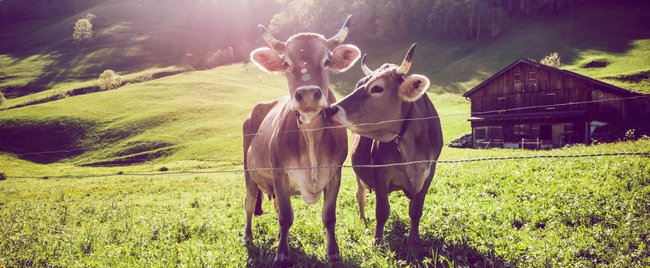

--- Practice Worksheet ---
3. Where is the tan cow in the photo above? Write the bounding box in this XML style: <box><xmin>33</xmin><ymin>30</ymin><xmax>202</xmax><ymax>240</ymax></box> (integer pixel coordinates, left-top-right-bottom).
<box><xmin>324</xmin><ymin>44</ymin><xmax>443</xmax><ymax>245</ymax></box>
<box><xmin>243</xmin><ymin>16</ymin><xmax>360</xmax><ymax>265</ymax></box>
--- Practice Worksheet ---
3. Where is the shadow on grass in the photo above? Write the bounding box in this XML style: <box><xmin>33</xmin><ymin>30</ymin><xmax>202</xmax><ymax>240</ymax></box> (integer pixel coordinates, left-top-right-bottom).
<box><xmin>245</xmin><ymin>238</ymin><xmax>360</xmax><ymax>268</ymax></box>
<box><xmin>0</xmin><ymin>118</ymin><xmax>92</xmax><ymax>163</ymax></box>
<box><xmin>385</xmin><ymin>219</ymin><xmax>507</xmax><ymax>267</ymax></box>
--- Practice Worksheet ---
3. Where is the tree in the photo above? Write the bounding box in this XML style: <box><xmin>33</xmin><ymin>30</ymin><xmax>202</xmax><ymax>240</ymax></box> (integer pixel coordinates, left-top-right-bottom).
<box><xmin>541</xmin><ymin>52</ymin><xmax>561</xmax><ymax>68</ymax></box>
<box><xmin>73</xmin><ymin>18</ymin><xmax>93</xmax><ymax>42</ymax></box>
<box><xmin>0</xmin><ymin>91</ymin><xmax>7</xmax><ymax>109</ymax></box>
<box><xmin>97</xmin><ymin>70</ymin><xmax>122</xmax><ymax>90</ymax></box>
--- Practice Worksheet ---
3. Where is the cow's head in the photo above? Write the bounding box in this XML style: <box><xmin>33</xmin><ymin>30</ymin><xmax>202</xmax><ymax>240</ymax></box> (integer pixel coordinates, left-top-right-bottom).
<box><xmin>325</xmin><ymin>43</ymin><xmax>430</xmax><ymax>142</ymax></box>
<box><xmin>250</xmin><ymin>16</ymin><xmax>361</xmax><ymax>124</ymax></box>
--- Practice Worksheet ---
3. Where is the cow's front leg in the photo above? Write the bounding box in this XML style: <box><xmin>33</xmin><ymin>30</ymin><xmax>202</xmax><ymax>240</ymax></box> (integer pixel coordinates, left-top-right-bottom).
<box><xmin>273</xmin><ymin>170</ymin><xmax>293</xmax><ymax>266</ymax></box>
<box><xmin>407</xmin><ymin>166</ymin><xmax>435</xmax><ymax>246</ymax></box>
<box><xmin>322</xmin><ymin>170</ymin><xmax>342</xmax><ymax>262</ymax></box>
<box><xmin>374</xmin><ymin>178</ymin><xmax>390</xmax><ymax>246</ymax></box>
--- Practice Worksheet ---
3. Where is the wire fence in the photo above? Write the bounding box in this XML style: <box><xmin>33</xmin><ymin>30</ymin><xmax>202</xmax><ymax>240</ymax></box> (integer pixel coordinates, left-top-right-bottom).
<box><xmin>2</xmin><ymin>95</ymin><xmax>649</xmax><ymax>179</ymax></box>
<box><xmin>3</xmin><ymin>94</ymin><xmax>648</xmax><ymax>158</ymax></box>
<box><xmin>242</xmin><ymin>94</ymin><xmax>650</xmax><ymax>136</ymax></box>
<box><xmin>6</xmin><ymin>151</ymin><xmax>649</xmax><ymax>179</ymax></box>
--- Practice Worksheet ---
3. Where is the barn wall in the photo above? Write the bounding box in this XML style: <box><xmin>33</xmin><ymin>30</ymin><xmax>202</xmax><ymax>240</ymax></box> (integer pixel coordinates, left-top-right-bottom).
<box><xmin>467</xmin><ymin>60</ymin><xmax>640</xmax><ymax>149</ymax></box>
<box><xmin>470</xmin><ymin>62</ymin><xmax>629</xmax><ymax>120</ymax></box>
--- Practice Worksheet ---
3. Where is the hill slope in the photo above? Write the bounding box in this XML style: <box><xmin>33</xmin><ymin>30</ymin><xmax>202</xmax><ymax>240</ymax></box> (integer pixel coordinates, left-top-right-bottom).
<box><xmin>337</xmin><ymin>3</ymin><xmax>650</xmax><ymax>94</ymax></box>
<box><xmin>0</xmin><ymin>63</ymin><xmax>470</xmax><ymax>172</ymax></box>
<box><xmin>2</xmin><ymin>1</ymin><xmax>649</xmax><ymax>103</ymax></box>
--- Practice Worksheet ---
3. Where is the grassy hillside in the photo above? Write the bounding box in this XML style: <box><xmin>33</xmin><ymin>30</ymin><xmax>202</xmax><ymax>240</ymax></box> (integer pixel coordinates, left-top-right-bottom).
<box><xmin>0</xmin><ymin>64</ymin><xmax>286</xmax><ymax>169</ymax></box>
<box><xmin>0</xmin><ymin>63</ymin><xmax>470</xmax><ymax>175</ymax></box>
<box><xmin>337</xmin><ymin>3</ymin><xmax>650</xmax><ymax>94</ymax></box>
<box><xmin>2</xmin><ymin>1</ymin><xmax>649</xmax><ymax>104</ymax></box>
<box><xmin>0</xmin><ymin>0</ymin><xmax>244</xmax><ymax>99</ymax></box>
<box><xmin>1</xmin><ymin>62</ymin><xmax>648</xmax><ymax>267</ymax></box>
<box><xmin>1</xmin><ymin>1</ymin><xmax>649</xmax><ymax>267</ymax></box>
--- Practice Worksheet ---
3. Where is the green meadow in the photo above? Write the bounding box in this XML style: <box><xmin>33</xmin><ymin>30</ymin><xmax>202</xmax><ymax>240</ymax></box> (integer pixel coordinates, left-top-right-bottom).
<box><xmin>1</xmin><ymin>64</ymin><xmax>649</xmax><ymax>267</ymax></box>
<box><xmin>1</xmin><ymin>0</ymin><xmax>650</xmax><ymax>267</ymax></box>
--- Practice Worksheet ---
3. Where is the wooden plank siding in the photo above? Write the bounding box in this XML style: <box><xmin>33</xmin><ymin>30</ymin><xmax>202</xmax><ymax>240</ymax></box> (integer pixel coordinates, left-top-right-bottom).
<box><xmin>463</xmin><ymin>58</ymin><xmax>642</xmax><ymax>149</ymax></box>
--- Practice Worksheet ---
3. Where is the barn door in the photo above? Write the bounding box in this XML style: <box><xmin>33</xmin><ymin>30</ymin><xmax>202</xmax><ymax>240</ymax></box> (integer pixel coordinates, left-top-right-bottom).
<box><xmin>552</xmin><ymin>124</ymin><xmax>564</xmax><ymax>148</ymax></box>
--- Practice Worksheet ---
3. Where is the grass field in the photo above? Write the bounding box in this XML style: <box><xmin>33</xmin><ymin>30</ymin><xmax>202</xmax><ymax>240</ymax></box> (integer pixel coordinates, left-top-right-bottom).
<box><xmin>1</xmin><ymin>63</ymin><xmax>649</xmax><ymax>267</ymax></box>
<box><xmin>1</xmin><ymin>140</ymin><xmax>648</xmax><ymax>267</ymax></box>
<box><xmin>1</xmin><ymin>1</ymin><xmax>650</xmax><ymax>266</ymax></box>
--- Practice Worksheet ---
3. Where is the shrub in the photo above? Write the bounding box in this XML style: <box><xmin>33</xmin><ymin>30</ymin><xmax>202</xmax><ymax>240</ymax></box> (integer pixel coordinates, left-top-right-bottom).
<box><xmin>84</xmin><ymin>13</ymin><xmax>96</xmax><ymax>21</ymax></box>
<box><xmin>201</xmin><ymin>46</ymin><xmax>235</xmax><ymax>69</ymax></box>
<box><xmin>97</xmin><ymin>70</ymin><xmax>122</xmax><ymax>90</ymax></box>
<box><xmin>541</xmin><ymin>52</ymin><xmax>561</xmax><ymax>68</ymax></box>
<box><xmin>73</xmin><ymin>18</ymin><xmax>93</xmax><ymax>42</ymax></box>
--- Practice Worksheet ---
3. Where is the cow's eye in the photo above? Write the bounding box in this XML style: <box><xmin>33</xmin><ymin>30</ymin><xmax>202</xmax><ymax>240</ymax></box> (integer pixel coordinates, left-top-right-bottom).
<box><xmin>370</xmin><ymin>86</ymin><xmax>384</xmax><ymax>94</ymax></box>
<box><xmin>323</xmin><ymin>59</ymin><xmax>331</xmax><ymax>67</ymax></box>
<box><xmin>282</xmin><ymin>61</ymin><xmax>290</xmax><ymax>70</ymax></box>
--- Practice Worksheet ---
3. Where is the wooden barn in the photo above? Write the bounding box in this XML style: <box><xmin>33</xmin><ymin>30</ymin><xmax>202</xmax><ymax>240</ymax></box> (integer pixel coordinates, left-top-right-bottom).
<box><xmin>463</xmin><ymin>58</ymin><xmax>645</xmax><ymax>149</ymax></box>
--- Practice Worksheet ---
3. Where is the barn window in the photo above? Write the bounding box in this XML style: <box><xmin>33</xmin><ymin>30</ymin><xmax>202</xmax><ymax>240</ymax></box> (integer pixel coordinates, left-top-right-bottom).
<box><xmin>488</xmin><ymin>126</ymin><xmax>503</xmax><ymax>140</ymax></box>
<box><xmin>515</xmin><ymin>124</ymin><xmax>529</xmax><ymax>139</ymax></box>
<box><xmin>475</xmin><ymin>127</ymin><xmax>487</xmax><ymax>141</ymax></box>
<box><xmin>497</xmin><ymin>96</ymin><xmax>506</xmax><ymax>111</ymax></box>
<box><xmin>514</xmin><ymin>72</ymin><xmax>523</xmax><ymax>92</ymax></box>
<box><xmin>529</xmin><ymin>71</ymin><xmax>537</xmax><ymax>91</ymax></box>
<box><xmin>564</xmin><ymin>123</ymin><xmax>574</xmax><ymax>144</ymax></box>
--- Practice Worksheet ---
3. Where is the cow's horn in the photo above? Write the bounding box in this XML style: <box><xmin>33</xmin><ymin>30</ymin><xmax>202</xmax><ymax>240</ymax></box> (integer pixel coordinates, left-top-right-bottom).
<box><xmin>396</xmin><ymin>43</ymin><xmax>417</xmax><ymax>75</ymax></box>
<box><xmin>360</xmin><ymin>54</ymin><xmax>372</xmax><ymax>76</ymax></box>
<box><xmin>327</xmin><ymin>15</ymin><xmax>351</xmax><ymax>49</ymax></box>
<box><xmin>258</xmin><ymin>24</ymin><xmax>286</xmax><ymax>54</ymax></box>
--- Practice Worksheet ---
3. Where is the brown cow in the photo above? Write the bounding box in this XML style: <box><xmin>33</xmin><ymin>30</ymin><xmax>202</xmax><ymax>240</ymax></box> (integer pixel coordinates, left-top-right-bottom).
<box><xmin>324</xmin><ymin>44</ymin><xmax>443</xmax><ymax>245</ymax></box>
<box><xmin>243</xmin><ymin>16</ymin><xmax>360</xmax><ymax>265</ymax></box>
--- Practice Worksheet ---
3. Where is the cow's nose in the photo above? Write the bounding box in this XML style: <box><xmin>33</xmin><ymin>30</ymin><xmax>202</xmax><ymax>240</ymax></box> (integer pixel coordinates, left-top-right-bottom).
<box><xmin>323</xmin><ymin>106</ymin><xmax>339</xmax><ymax>118</ymax></box>
<box><xmin>295</xmin><ymin>86</ymin><xmax>323</xmax><ymax>102</ymax></box>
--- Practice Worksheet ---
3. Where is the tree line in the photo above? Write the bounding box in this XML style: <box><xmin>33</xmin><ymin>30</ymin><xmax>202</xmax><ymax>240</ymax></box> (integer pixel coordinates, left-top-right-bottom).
<box><xmin>269</xmin><ymin>0</ymin><xmax>634</xmax><ymax>43</ymax></box>
<box><xmin>0</xmin><ymin>0</ymin><xmax>642</xmax><ymax>53</ymax></box>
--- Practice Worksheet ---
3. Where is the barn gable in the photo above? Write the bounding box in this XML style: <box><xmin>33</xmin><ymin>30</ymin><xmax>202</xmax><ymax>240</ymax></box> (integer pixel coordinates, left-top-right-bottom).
<box><xmin>463</xmin><ymin>58</ymin><xmax>638</xmax><ymax>98</ymax></box>
<box><xmin>462</xmin><ymin>58</ymin><xmax>645</xmax><ymax>149</ymax></box>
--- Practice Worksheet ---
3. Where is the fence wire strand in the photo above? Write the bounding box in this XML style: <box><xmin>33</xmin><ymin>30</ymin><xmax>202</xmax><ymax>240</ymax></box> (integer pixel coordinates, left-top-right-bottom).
<box><xmin>2</xmin><ymin>95</ymin><xmax>648</xmax><ymax>157</ymax></box>
<box><xmin>7</xmin><ymin>151</ymin><xmax>649</xmax><ymax>179</ymax></box>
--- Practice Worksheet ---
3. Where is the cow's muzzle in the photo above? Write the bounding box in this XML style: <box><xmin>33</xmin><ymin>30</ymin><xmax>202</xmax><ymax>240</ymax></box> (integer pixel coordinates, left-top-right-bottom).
<box><xmin>294</xmin><ymin>86</ymin><xmax>323</xmax><ymax>104</ymax></box>
<box><xmin>323</xmin><ymin>106</ymin><xmax>339</xmax><ymax>118</ymax></box>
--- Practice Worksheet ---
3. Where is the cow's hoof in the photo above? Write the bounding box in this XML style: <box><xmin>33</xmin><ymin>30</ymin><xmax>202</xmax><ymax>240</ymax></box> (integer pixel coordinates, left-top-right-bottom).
<box><xmin>243</xmin><ymin>235</ymin><xmax>253</xmax><ymax>245</ymax></box>
<box><xmin>407</xmin><ymin>236</ymin><xmax>423</xmax><ymax>247</ymax></box>
<box><xmin>328</xmin><ymin>253</ymin><xmax>342</xmax><ymax>263</ymax></box>
<box><xmin>273</xmin><ymin>253</ymin><xmax>292</xmax><ymax>267</ymax></box>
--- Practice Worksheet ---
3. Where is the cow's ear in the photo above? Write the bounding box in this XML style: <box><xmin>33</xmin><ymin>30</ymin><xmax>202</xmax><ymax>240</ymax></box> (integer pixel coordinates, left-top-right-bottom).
<box><xmin>250</xmin><ymin>47</ymin><xmax>284</xmax><ymax>73</ymax></box>
<box><xmin>398</xmin><ymin>74</ymin><xmax>430</xmax><ymax>102</ymax></box>
<box><xmin>330</xmin><ymin>44</ymin><xmax>361</xmax><ymax>73</ymax></box>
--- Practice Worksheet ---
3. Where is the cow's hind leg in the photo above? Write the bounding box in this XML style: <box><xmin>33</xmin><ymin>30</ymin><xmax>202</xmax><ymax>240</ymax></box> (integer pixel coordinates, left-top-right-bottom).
<box><xmin>323</xmin><ymin>172</ymin><xmax>342</xmax><ymax>262</ymax></box>
<box><xmin>407</xmin><ymin>166</ymin><xmax>436</xmax><ymax>246</ymax></box>
<box><xmin>244</xmin><ymin>174</ymin><xmax>260</xmax><ymax>243</ymax></box>
<box><xmin>355</xmin><ymin>177</ymin><xmax>368</xmax><ymax>221</ymax></box>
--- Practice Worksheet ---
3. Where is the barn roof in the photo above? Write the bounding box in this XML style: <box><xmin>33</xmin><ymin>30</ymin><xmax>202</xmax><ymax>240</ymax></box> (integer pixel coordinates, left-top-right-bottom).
<box><xmin>462</xmin><ymin>58</ymin><xmax>640</xmax><ymax>98</ymax></box>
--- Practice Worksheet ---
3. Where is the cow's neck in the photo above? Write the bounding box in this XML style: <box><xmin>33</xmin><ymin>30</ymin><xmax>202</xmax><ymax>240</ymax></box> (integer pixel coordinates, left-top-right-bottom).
<box><xmin>298</xmin><ymin>113</ymin><xmax>328</xmax><ymax>187</ymax></box>
<box><xmin>396</xmin><ymin>102</ymin><xmax>433</xmax><ymax>192</ymax></box>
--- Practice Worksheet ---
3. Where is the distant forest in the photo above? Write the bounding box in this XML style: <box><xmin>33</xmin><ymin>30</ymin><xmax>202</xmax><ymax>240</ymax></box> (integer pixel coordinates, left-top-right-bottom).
<box><xmin>0</xmin><ymin>0</ymin><xmax>645</xmax><ymax>46</ymax></box>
